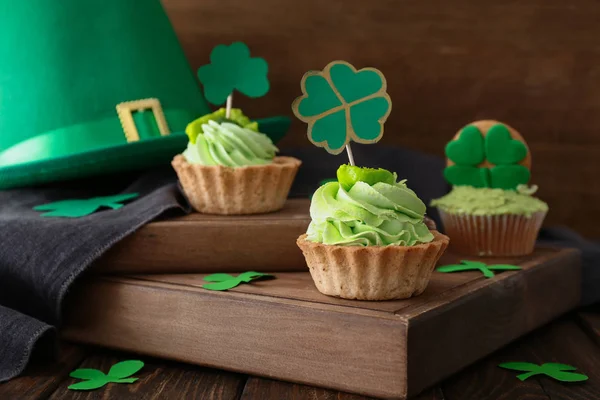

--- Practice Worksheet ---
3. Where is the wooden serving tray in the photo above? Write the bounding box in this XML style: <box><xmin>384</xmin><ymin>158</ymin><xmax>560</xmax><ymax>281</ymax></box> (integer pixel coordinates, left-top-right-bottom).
<box><xmin>92</xmin><ymin>199</ymin><xmax>311</xmax><ymax>274</ymax></box>
<box><xmin>64</xmin><ymin>247</ymin><xmax>581</xmax><ymax>399</ymax></box>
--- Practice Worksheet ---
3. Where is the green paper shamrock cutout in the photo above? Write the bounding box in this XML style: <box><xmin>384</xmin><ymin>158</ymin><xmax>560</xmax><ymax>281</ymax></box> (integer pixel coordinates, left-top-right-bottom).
<box><xmin>445</xmin><ymin>125</ymin><xmax>485</xmax><ymax>165</ymax></box>
<box><xmin>34</xmin><ymin>193</ymin><xmax>139</xmax><ymax>218</ymax></box>
<box><xmin>69</xmin><ymin>360</ymin><xmax>144</xmax><ymax>391</ymax></box>
<box><xmin>499</xmin><ymin>362</ymin><xmax>588</xmax><ymax>383</ymax></box>
<box><xmin>292</xmin><ymin>61</ymin><xmax>392</xmax><ymax>155</ymax></box>
<box><xmin>202</xmin><ymin>271</ymin><xmax>274</xmax><ymax>291</ymax></box>
<box><xmin>197</xmin><ymin>42</ymin><xmax>269</xmax><ymax>105</ymax></box>
<box><xmin>436</xmin><ymin>260</ymin><xmax>522</xmax><ymax>278</ymax></box>
<box><xmin>485</xmin><ymin>124</ymin><xmax>528</xmax><ymax>165</ymax></box>
<box><xmin>444</xmin><ymin>123</ymin><xmax>530</xmax><ymax>190</ymax></box>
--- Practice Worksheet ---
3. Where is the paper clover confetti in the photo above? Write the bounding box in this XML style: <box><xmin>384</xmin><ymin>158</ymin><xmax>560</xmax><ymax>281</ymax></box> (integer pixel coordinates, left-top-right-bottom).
<box><xmin>68</xmin><ymin>360</ymin><xmax>144</xmax><ymax>391</ymax></box>
<box><xmin>34</xmin><ymin>193</ymin><xmax>139</xmax><ymax>218</ymax></box>
<box><xmin>202</xmin><ymin>271</ymin><xmax>274</xmax><ymax>291</ymax></box>
<box><xmin>436</xmin><ymin>260</ymin><xmax>522</xmax><ymax>279</ymax></box>
<box><xmin>499</xmin><ymin>362</ymin><xmax>588</xmax><ymax>383</ymax></box>
<box><xmin>444</xmin><ymin>123</ymin><xmax>530</xmax><ymax>189</ymax></box>
<box><xmin>292</xmin><ymin>61</ymin><xmax>391</xmax><ymax>155</ymax></box>
<box><xmin>197</xmin><ymin>42</ymin><xmax>269</xmax><ymax>105</ymax></box>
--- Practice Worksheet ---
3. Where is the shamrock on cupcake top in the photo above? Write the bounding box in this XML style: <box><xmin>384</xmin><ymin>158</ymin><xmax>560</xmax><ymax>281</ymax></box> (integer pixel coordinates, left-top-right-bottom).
<box><xmin>444</xmin><ymin>120</ymin><xmax>531</xmax><ymax>190</ymax></box>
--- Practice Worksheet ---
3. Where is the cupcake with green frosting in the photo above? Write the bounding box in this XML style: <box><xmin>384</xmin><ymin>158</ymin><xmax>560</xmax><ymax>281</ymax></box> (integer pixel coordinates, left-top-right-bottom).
<box><xmin>172</xmin><ymin>108</ymin><xmax>301</xmax><ymax>214</ymax></box>
<box><xmin>297</xmin><ymin>165</ymin><xmax>449</xmax><ymax>301</ymax></box>
<box><xmin>431</xmin><ymin>120</ymin><xmax>548</xmax><ymax>256</ymax></box>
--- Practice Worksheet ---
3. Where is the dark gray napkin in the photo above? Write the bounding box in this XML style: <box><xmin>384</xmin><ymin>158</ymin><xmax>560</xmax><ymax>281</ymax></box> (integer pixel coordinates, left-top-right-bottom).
<box><xmin>0</xmin><ymin>168</ymin><xmax>188</xmax><ymax>382</ymax></box>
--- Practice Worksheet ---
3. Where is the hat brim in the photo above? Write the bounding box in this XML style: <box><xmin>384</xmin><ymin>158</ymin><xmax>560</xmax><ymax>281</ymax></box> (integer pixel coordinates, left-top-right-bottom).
<box><xmin>0</xmin><ymin>133</ymin><xmax>189</xmax><ymax>189</ymax></box>
<box><xmin>0</xmin><ymin>116</ymin><xmax>292</xmax><ymax>189</ymax></box>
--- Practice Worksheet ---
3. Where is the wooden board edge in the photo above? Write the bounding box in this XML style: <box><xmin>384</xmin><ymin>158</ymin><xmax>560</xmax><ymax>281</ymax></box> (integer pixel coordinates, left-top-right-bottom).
<box><xmin>399</xmin><ymin>247</ymin><xmax>579</xmax><ymax>317</ymax></box>
<box><xmin>91</xmin><ymin>220</ymin><xmax>310</xmax><ymax>275</ymax></box>
<box><xmin>62</xmin><ymin>279</ymin><xmax>408</xmax><ymax>399</ymax></box>
<box><xmin>89</xmin><ymin>275</ymin><xmax>402</xmax><ymax>320</ymax></box>
<box><xmin>404</xmin><ymin>247</ymin><xmax>582</xmax><ymax>397</ymax></box>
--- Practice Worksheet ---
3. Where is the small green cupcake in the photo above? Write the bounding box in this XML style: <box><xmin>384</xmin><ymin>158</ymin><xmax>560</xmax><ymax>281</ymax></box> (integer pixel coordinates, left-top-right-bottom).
<box><xmin>431</xmin><ymin>120</ymin><xmax>548</xmax><ymax>256</ymax></box>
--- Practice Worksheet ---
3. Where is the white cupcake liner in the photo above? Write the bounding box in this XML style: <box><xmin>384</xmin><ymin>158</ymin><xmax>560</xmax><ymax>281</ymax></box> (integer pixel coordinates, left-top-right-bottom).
<box><xmin>438</xmin><ymin>210</ymin><xmax>547</xmax><ymax>256</ymax></box>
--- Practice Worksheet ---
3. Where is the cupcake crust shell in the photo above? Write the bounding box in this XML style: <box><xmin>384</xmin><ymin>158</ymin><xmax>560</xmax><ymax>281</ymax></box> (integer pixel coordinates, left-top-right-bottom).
<box><xmin>172</xmin><ymin>155</ymin><xmax>301</xmax><ymax>215</ymax></box>
<box><xmin>297</xmin><ymin>231</ymin><xmax>450</xmax><ymax>300</ymax></box>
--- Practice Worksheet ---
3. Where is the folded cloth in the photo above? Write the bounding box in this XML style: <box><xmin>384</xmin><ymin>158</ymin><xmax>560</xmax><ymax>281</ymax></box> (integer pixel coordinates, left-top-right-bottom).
<box><xmin>0</xmin><ymin>168</ymin><xmax>189</xmax><ymax>382</ymax></box>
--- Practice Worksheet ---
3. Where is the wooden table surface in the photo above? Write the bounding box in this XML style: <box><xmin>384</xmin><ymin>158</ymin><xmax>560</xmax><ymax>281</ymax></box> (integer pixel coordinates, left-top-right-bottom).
<box><xmin>2</xmin><ymin>307</ymin><xmax>599</xmax><ymax>400</ymax></box>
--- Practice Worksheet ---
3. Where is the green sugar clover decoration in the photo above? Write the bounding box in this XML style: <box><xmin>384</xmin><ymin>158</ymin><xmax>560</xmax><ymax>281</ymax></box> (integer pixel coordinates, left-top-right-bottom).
<box><xmin>69</xmin><ymin>360</ymin><xmax>144</xmax><ymax>391</ymax></box>
<box><xmin>444</xmin><ymin>124</ymin><xmax>530</xmax><ymax>190</ymax></box>
<box><xmin>499</xmin><ymin>362</ymin><xmax>588</xmax><ymax>383</ymax></box>
<box><xmin>34</xmin><ymin>193</ymin><xmax>139</xmax><ymax>218</ymax></box>
<box><xmin>197</xmin><ymin>42</ymin><xmax>270</xmax><ymax>105</ymax></box>
<box><xmin>292</xmin><ymin>61</ymin><xmax>392</xmax><ymax>155</ymax></box>
<box><xmin>436</xmin><ymin>260</ymin><xmax>522</xmax><ymax>279</ymax></box>
<box><xmin>202</xmin><ymin>271</ymin><xmax>274</xmax><ymax>291</ymax></box>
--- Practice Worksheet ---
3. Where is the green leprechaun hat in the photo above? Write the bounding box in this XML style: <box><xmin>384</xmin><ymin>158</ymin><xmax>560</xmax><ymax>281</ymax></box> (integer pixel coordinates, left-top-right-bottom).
<box><xmin>0</xmin><ymin>0</ymin><xmax>289</xmax><ymax>189</ymax></box>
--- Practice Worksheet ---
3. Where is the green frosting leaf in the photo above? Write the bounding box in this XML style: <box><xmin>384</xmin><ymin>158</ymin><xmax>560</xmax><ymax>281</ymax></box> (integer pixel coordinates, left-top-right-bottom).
<box><xmin>485</xmin><ymin>124</ymin><xmax>528</xmax><ymax>165</ymax></box>
<box><xmin>445</xmin><ymin>125</ymin><xmax>485</xmax><ymax>165</ymax></box>
<box><xmin>443</xmin><ymin>165</ymin><xmax>490</xmax><ymax>188</ymax></box>
<box><xmin>292</xmin><ymin>61</ymin><xmax>391</xmax><ymax>155</ymax></box>
<box><xmin>490</xmin><ymin>165</ymin><xmax>531</xmax><ymax>189</ymax></box>
<box><xmin>336</xmin><ymin>164</ymin><xmax>396</xmax><ymax>191</ymax></box>
<box><xmin>197</xmin><ymin>42</ymin><xmax>269</xmax><ymax>105</ymax></box>
<box><xmin>186</xmin><ymin>108</ymin><xmax>258</xmax><ymax>144</ymax></box>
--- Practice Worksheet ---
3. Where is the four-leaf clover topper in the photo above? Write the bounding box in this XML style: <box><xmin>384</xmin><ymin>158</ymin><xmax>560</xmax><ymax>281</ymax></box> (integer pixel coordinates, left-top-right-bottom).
<box><xmin>197</xmin><ymin>42</ymin><xmax>270</xmax><ymax>117</ymax></box>
<box><xmin>444</xmin><ymin>120</ymin><xmax>532</xmax><ymax>190</ymax></box>
<box><xmin>292</xmin><ymin>61</ymin><xmax>392</xmax><ymax>163</ymax></box>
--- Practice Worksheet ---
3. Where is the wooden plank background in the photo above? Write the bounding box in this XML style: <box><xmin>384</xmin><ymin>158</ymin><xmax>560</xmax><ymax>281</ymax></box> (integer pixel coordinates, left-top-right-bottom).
<box><xmin>162</xmin><ymin>0</ymin><xmax>600</xmax><ymax>239</ymax></box>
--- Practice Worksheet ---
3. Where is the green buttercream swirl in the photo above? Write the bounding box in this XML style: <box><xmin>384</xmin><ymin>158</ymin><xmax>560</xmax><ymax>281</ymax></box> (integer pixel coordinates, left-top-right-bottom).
<box><xmin>183</xmin><ymin>120</ymin><xmax>278</xmax><ymax>167</ymax></box>
<box><xmin>307</xmin><ymin>180</ymin><xmax>434</xmax><ymax>247</ymax></box>
<box><xmin>186</xmin><ymin>108</ymin><xmax>258</xmax><ymax>144</ymax></box>
<box><xmin>431</xmin><ymin>186</ymin><xmax>548</xmax><ymax>217</ymax></box>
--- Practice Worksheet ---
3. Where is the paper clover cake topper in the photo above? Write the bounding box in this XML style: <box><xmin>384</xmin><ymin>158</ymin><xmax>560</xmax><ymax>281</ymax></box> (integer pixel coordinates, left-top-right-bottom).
<box><xmin>197</xmin><ymin>42</ymin><xmax>270</xmax><ymax>118</ymax></box>
<box><xmin>292</xmin><ymin>61</ymin><xmax>392</xmax><ymax>164</ymax></box>
<box><xmin>444</xmin><ymin>120</ymin><xmax>532</xmax><ymax>190</ymax></box>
